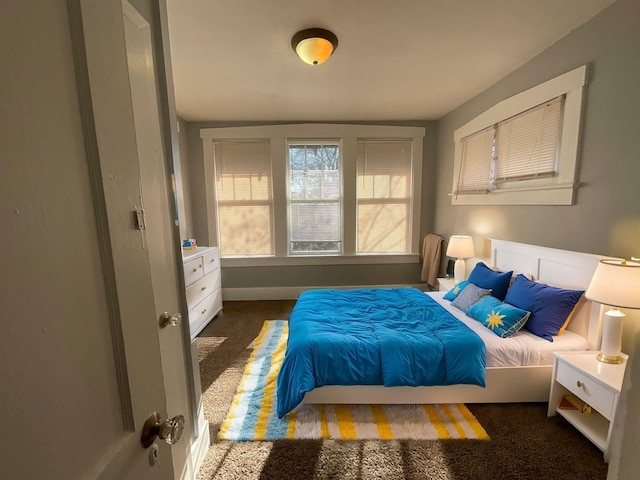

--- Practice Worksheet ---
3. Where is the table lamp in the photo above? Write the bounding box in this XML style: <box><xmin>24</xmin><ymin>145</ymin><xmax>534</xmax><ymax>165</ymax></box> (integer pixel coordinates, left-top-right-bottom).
<box><xmin>446</xmin><ymin>235</ymin><xmax>475</xmax><ymax>284</ymax></box>
<box><xmin>585</xmin><ymin>259</ymin><xmax>640</xmax><ymax>364</ymax></box>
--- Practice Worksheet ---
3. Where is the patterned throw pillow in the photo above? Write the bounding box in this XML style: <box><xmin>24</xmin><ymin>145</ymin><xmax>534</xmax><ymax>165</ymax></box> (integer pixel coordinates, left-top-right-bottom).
<box><xmin>451</xmin><ymin>283</ymin><xmax>491</xmax><ymax>313</ymax></box>
<box><xmin>467</xmin><ymin>295</ymin><xmax>531</xmax><ymax>338</ymax></box>
<box><xmin>443</xmin><ymin>280</ymin><xmax>470</xmax><ymax>301</ymax></box>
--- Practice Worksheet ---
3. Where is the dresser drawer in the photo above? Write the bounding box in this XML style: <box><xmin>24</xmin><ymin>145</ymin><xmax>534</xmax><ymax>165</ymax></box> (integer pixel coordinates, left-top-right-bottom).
<box><xmin>188</xmin><ymin>288</ymin><xmax>222</xmax><ymax>339</ymax></box>
<box><xmin>183</xmin><ymin>257</ymin><xmax>204</xmax><ymax>287</ymax></box>
<box><xmin>203</xmin><ymin>248</ymin><xmax>220</xmax><ymax>276</ymax></box>
<box><xmin>556</xmin><ymin>360</ymin><xmax>616</xmax><ymax>420</ymax></box>
<box><xmin>185</xmin><ymin>270</ymin><xmax>221</xmax><ymax>310</ymax></box>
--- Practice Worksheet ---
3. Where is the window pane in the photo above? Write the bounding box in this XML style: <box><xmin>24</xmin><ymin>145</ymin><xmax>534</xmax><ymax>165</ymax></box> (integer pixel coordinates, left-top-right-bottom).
<box><xmin>356</xmin><ymin>141</ymin><xmax>412</xmax><ymax>254</ymax></box>
<box><xmin>218</xmin><ymin>205</ymin><xmax>273</xmax><ymax>256</ymax></box>
<box><xmin>457</xmin><ymin>127</ymin><xmax>495</xmax><ymax>193</ymax></box>
<box><xmin>496</xmin><ymin>97</ymin><xmax>562</xmax><ymax>181</ymax></box>
<box><xmin>214</xmin><ymin>140</ymin><xmax>274</xmax><ymax>256</ymax></box>
<box><xmin>357</xmin><ymin>202</ymin><xmax>409</xmax><ymax>253</ymax></box>
<box><xmin>290</xmin><ymin>201</ymin><xmax>340</xmax><ymax>239</ymax></box>
<box><xmin>287</xmin><ymin>142</ymin><xmax>342</xmax><ymax>255</ymax></box>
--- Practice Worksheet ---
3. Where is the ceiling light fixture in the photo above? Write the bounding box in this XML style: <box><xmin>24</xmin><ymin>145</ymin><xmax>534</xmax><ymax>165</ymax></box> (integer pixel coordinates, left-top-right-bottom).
<box><xmin>291</xmin><ymin>28</ymin><xmax>338</xmax><ymax>66</ymax></box>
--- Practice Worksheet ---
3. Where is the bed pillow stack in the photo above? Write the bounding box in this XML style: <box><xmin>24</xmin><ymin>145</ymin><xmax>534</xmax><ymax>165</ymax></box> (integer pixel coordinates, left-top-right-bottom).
<box><xmin>467</xmin><ymin>262</ymin><xmax>512</xmax><ymax>301</ymax></box>
<box><xmin>504</xmin><ymin>274</ymin><xmax>584</xmax><ymax>342</ymax></box>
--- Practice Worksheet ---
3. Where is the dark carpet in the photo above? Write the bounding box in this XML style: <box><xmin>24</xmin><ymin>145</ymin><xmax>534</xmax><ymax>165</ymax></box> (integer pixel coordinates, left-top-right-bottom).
<box><xmin>195</xmin><ymin>300</ymin><xmax>608</xmax><ymax>480</ymax></box>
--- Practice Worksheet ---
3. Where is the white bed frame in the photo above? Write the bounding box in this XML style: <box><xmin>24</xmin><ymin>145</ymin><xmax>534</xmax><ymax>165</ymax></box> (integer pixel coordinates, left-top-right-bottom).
<box><xmin>303</xmin><ymin>239</ymin><xmax>613</xmax><ymax>405</ymax></box>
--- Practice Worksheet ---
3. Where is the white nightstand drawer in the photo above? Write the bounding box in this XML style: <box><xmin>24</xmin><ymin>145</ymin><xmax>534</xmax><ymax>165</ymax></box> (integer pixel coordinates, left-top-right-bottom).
<box><xmin>556</xmin><ymin>361</ymin><xmax>616</xmax><ymax>420</ymax></box>
<box><xmin>183</xmin><ymin>257</ymin><xmax>204</xmax><ymax>287</ymax></box>
<box><xmin>203</xmin><ymin>248</ymin><xmax>220</xmax><ymax>276</ymax></box>
<box><xmin>186</xmin><ymin>270</ymin><xmax>221</xmax><ymax>309</ymax></box>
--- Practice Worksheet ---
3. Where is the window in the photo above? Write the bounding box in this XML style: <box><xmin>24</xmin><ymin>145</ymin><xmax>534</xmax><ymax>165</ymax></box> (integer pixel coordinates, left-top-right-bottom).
<box><xmin>452</xmin><ymin>65</ymin><xmax>587</xmax><ymax>206</ymax></box>
<box><xmin>357</xmin><ymin>140</ymin><xmax>413</xmax><ymax>253</ymax></box>
<box><xmin>456</xmin><ymin>127</ymin><xmax>495</xmax><ymax>194</ymax></box>
<box><xmin>201</xmin><ymin>123</ymin><xmax>425</xmax><ymax>266</ymax></box>
<box><xmin>287</xmin><ymin>141</ymin><xmax>342</xmax><ymax>254</ymax></box>
<box><xmin>213</xmin><ymin>140</ymin><xmax>274</xmax><ymax>256</ymax></box>
<box><xmin>456</xmin><ymin>97</ymin><xmax>563</xmax><ymax>195</ymax></box>
<box><xmin>495</xmin><ymin>97</ymin><xmax>562</xmax><ymax>182</ymax></box>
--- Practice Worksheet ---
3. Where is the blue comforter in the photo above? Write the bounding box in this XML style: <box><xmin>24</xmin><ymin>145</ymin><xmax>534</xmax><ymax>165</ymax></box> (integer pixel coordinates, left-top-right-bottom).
<box><xmin>276</xmin><ymin>288</ymin><xmax>486</xmax><ymax>417</ymax></box>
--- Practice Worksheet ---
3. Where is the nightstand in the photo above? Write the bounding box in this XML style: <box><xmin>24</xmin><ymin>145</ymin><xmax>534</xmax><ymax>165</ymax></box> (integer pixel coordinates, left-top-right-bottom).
<box><xmin>437</xmin><ymin>277</ymin><xmax>456</xmax><ymax>292</ymax></box>
<box><xmin>547</xmin><ymin>351</ymin><xmax>627</xmax><ymax>461</ymax></box>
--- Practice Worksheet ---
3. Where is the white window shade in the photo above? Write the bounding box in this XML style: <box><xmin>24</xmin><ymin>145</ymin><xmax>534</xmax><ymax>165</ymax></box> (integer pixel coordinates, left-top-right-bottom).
<box><xmin>496</xmin><ymin>97</ymin><xmax>562</xmax><ymax>182</ymax></box>
<box><xmin>456</xmin><ymin>127</ymin><xmax>495</xmax><ymax>194</ymax></box>
<box><xmin>290</xmin><ymin>202</ymin><xmax>340</xmax><ymax>241</ymax></box>
<box><xmin>214</xmin><ymin>141</ymin><xmax>274</xmax><ymax>256</ymax></box>
<box><xmin>356</xmin><ymin>141</ymin><xmax>412</xmax><ymax>253</ymax></box>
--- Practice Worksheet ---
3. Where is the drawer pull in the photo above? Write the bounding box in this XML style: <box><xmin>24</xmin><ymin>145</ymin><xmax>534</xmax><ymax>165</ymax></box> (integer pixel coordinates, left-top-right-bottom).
<box><xmin>201</xmin><ymin>286</ymin><xmax>207</xmax><ymax>291</ymax></box>
<box><xmin>577</xmin><ymin>380</ymin><xmax>583</xmax><ymax>388</ymax></box>
<box><xmin>201</xmin><ymin>308</ymin><xmax>207</xmax><ymax>314</ymax></box>
<box><xmin>192</xmin><ymin>268</ymin><xmax>197</xmax><ymax>272</ymax></box>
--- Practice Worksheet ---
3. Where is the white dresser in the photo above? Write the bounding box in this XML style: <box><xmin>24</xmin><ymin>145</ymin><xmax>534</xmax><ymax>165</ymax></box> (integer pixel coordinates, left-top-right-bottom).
<box><xmin>182</xmin><ymin>246</ymin><xmax>222</xmax><ymax>340</ymax></box>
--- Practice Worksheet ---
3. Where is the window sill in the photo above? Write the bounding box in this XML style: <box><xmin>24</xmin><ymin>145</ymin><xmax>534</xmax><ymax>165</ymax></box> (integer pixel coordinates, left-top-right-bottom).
<box><xmin>220</xmin><ymin>254</ymin><xmax>420</xmax><ymax>268</ymax></box>
<box><xmin>450</xmin><ymin>183</ymin><xmax>576</xmax><ymax>206</ymax></box>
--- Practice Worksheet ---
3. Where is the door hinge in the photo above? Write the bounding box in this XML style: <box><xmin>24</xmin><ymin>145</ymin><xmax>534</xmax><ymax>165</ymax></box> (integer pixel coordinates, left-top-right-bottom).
<box><xmin>135</xmin><ymin>209</ymin><xmax>146</xmax><ymax>230</ymax></box>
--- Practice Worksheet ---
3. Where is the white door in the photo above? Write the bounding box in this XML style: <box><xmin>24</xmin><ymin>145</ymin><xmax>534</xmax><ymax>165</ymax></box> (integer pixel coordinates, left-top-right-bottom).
<box><xmin>0</xmin><ymin>1</ymin><xmax>194</xmax><ymax>479</ymax></box>
<box><xmin>122</xmin><ymin>3</ymin><xmax>196</xmax><ymax>478</ymax></box>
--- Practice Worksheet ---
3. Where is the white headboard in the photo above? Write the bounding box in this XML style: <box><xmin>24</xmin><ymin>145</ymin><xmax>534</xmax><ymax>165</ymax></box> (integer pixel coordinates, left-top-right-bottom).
<box><xmin>488</xmin><ymin>239</ymin><xmax>620</xmax><ymax>350</ymax></box>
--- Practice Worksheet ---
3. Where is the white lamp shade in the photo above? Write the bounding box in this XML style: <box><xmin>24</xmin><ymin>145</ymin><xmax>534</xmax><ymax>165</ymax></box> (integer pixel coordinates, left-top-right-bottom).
<box><xmin>446</xmin><ymin>235</ymin><xmax>475</xmax><ymax>259</ymax></box>
<box><xmin>585</xmin><ymin>259</ymin><xmax>640</xmax><ymax>309</ymax></box>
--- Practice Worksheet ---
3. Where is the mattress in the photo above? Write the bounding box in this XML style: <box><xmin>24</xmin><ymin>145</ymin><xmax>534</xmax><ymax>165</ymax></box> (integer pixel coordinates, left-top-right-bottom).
<box><xmin>428</xmin><ymin>291</ymin><xmax>590</xmax><ymax>367</ymax></box>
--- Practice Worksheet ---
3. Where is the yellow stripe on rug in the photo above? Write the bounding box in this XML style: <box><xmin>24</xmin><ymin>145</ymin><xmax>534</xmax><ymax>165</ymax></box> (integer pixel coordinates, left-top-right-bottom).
<box><xmin>219</xmin><ymin>320</ymin><xmax>490</xmax><ymax>441</ymax></box>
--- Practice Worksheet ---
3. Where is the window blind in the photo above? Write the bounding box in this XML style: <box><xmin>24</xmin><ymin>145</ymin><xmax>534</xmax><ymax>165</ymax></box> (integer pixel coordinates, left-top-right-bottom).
<box><xmin>356</xmin><ymin>140</ymin><xmax>412</xmax><ymax>253</ymax></box>
<box><xmin>213</xmin><ymin>141</ymin><xmax>274</xmax><ymax>256</ymax></box>
<box><xmin>495</xmin><ymin>97</ymin><xmax>562</xmax><ymax>182</ymax></box>
<box><xmin>456</xmin><ymin>126</ymin><xmax>495</xmax><ymax>194</ymax></box>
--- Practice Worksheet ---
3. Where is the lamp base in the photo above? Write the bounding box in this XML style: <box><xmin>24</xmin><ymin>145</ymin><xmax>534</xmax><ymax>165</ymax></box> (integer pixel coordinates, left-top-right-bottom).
<box><xmin>453</xmin><ymin>258</ymin><xmax>466</xmax><ymax>284</ymax></box>
<box><xmin>596</xmin><ymin>352</ymin><xmax>624</xmax><ymax>364</ymax></box>
<box><xmin>597</xmin><ymin>307</ymin><xmax>625</xmax><ymax>364</ymax></box>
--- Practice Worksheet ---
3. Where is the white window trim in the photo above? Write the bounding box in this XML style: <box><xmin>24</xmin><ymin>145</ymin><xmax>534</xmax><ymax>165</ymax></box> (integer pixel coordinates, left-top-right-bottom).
<box><xmin>451</xmin><ymin>65</ymin><xmax>587</xmax><ymax>206</ymax></box>
<box><xmin>201</xmin><ymin>124</ymin><xmax>424</xmax><ymax>267</ymax></box>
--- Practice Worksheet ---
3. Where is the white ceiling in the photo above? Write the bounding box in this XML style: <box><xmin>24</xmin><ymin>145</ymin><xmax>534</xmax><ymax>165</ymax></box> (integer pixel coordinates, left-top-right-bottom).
<box><xmin>166</xmin><ymin>0</ymin><xmax>615</xmax><ymax>122</ymax></box>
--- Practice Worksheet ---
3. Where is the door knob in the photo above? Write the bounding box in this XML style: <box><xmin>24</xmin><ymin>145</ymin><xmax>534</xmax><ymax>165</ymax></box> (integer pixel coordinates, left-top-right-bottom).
<box><xmin>159</xmin><ymin>312</ymin><xmax>182</xmax><ymax>328</ymax></box>
<box><xmin>141</xmin><ymin>412</ymin><xmax>185</xmax><ymax>448</ymax></box>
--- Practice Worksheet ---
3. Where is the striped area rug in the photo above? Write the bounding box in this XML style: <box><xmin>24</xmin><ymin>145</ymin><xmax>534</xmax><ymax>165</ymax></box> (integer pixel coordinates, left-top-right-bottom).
<box><xmin>219</xmin><ymin>320</ymin><xmax>489</xmax><ymax>441</ymax></box>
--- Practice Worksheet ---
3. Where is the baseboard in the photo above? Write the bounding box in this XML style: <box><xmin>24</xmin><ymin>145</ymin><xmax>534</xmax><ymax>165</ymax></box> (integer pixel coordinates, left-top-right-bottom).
<box><xmin>221</xmin><ymin>284</ymin><xmax>428</xmax><ymax>301</ymax></box>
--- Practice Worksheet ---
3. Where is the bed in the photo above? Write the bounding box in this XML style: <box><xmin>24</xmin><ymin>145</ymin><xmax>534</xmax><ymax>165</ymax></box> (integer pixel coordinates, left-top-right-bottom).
<box><xmin>276</xmin><ymin>239</ymin><xmax>613</xmax><ymax>417</ymax></box>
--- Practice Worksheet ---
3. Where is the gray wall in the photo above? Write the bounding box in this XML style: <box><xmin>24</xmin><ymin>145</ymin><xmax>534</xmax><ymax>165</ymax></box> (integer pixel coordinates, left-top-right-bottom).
<box><xmin>182</xmin><ymin>120</ymin><xmax>438</xmax><ymax>289</ymax></box>
<box><xmin>434</xmin><ymin>0</ymin><xmax>640</xmax><ymax>260</ymax></box>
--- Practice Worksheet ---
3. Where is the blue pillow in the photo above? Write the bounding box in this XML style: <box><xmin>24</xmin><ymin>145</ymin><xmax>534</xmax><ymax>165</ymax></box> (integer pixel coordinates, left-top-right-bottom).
<box><xmin>504</xmin><ymin>274</ymin><xmax>584</xmax><ymax>342</ymax></box>
<box><xmin>443</xmin><ymin>281</ymin><xmax>470</xmax><ymax>301</ymax></box>
<box><xmin>467</xmin><ymin>296</ymin><xmax>531</xmax><ymax>338</ymax></box>
<box><xmin>451</xmin><ymin>283</ymin><xmax>491</xmax><ymax>313</ymax></box>
<box><xmin>467</xmin><ymin>262</ymin><xmax>512</xmax><ymax>301</ymax></box>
